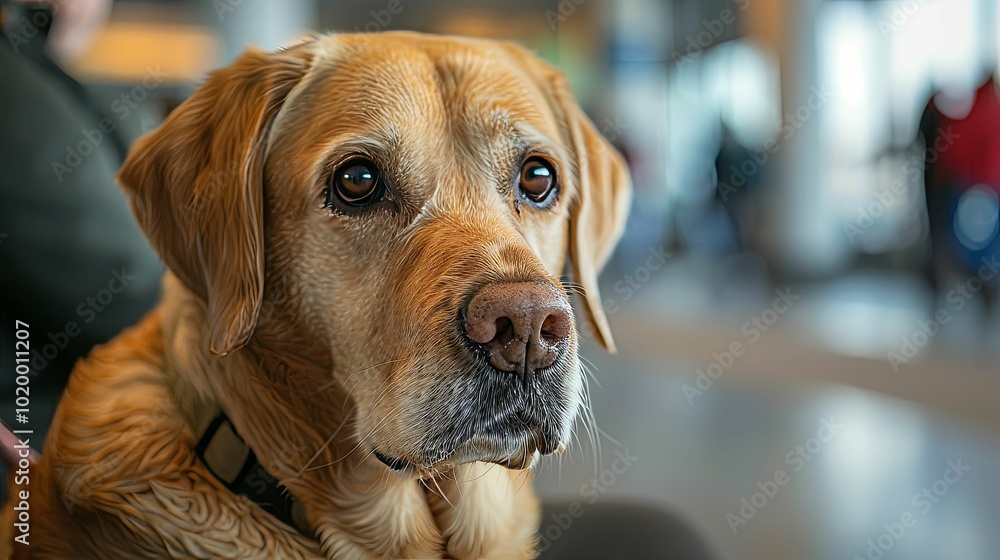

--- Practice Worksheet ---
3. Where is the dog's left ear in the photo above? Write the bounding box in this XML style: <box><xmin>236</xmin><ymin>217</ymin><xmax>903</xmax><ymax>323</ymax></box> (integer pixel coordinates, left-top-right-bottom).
<box><xmin>118</xmin><ymin>44</ymin><xmax>314</xmax><ymax>356</ymax></box>
<box><xmin>547</xmin><ymin>74</ymin><xmax>633</xmax><ymax>353</ymax></box>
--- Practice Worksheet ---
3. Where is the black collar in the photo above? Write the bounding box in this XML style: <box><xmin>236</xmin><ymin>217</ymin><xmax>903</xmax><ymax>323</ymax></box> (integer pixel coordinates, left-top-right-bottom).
<box><xmin>194</xmin><ymin>414</ymin><xmax>313</xmax><ymax>538</ymax></box>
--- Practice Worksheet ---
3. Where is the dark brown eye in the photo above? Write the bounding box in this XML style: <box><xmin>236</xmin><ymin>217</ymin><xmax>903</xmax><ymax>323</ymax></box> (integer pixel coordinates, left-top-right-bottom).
<box><xmin>327</xmin><ymin>158</ymin><xmax>382</xmax><ymax>207</ymax></box>
<box><xmin>518</xmin><ymin>157</ymin><xmax>556</xmax><ymax>204</ymax></box>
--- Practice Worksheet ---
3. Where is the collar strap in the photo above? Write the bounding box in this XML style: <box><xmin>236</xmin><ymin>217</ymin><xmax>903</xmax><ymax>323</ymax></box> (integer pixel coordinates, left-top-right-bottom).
<box><xmin>194</xmin><ymin>413</ymin><xmax>313</xmax><ymax>538</ymax></box>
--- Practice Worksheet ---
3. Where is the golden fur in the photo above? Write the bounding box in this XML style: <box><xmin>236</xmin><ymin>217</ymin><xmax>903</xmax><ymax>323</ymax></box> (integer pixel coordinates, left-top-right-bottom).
<box><xmin>13</xmin><ymin>32</ymin><xmax>631</xmax><ymax>559</ymax></box>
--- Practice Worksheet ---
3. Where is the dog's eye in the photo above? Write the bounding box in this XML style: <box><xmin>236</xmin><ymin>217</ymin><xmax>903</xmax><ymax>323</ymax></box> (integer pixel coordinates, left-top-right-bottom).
<box><xmin>327</xmin><ymin>158</ymin><xmax>383</xmax><ymax>207</ymax></box>
<box><xmin>518</xmin><ymin>157</ymin><xmax>556</xmax><ymax>204</ymax></box>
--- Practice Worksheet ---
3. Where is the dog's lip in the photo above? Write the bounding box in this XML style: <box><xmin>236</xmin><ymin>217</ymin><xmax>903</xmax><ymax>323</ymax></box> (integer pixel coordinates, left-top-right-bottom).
<box><xmin>494</xmin><ymin>448</ymin><xmax>541</xmax><ymax>470</ymax></box>
<box><xmin>455</xmin><ymin>432</ymin><xmax>566</xmax><ymax>471</ymax></box>
<box><xmin>372</xmin><ymin>433</ymin><xmax>561</xmax><ymax>477</ymax></box>
<box><xmin>458</xmin><ymin>430</ymin><xmax>559</xmax><ymax>471</ymax></box>
<box><xmin>373</xmin><ymin>449</ymin><xmax>411</xmax><ymax>472</ymax></box>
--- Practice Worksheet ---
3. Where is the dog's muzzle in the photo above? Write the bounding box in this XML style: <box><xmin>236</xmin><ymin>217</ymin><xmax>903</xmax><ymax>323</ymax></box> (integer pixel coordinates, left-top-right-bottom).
<box><xmin>372</xmin><ymin>281</ymin><xmax>579</xmax><ymax>476</ymax></box>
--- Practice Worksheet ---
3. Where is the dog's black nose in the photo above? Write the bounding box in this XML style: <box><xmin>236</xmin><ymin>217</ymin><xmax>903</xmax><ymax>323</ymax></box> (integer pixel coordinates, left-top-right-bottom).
<box><xmin>464</xmin><ymin>282</ymin><xmax>572</xmax><ymax>376</ymax></box>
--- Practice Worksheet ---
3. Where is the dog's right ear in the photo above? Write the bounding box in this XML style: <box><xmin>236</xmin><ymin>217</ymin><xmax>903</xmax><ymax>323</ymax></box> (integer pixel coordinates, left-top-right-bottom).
<box><xmin>550</xmin><ymin>74</ymin><xmax>632</xmax><ymax>354</ymax></box>
<box><xmin>118</xmin><ymin>45</ymin><xmax>314</xmax><ymax>356</ymax></box>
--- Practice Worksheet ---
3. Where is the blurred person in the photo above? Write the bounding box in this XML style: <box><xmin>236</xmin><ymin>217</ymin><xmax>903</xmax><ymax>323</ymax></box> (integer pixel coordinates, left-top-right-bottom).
<box><xmin>918</xmin><ymin>76</ymin><xmax>1000</xmax><ymax>319</ymax></box>
<box><xmin>714</xmin><ymin>126</ymin><xmax>767</xmax><ymax>254</ymax></box>
<box><xmin>0</xmin><ymin>1</ymin><xmax>163</xmax><ymax>446</ymax></box>
<box><xmin>674</xmin><ymin>157</ymin><xmax>740</xmax><ymax>257</ymax></box>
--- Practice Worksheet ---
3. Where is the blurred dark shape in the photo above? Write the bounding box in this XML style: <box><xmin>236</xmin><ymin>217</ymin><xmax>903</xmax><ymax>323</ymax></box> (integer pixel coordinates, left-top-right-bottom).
<box><xmin>672</xmin><ymin>154</ymin><xmax>739</xmax><ymax>258</ymax></box>
<box><xmin>714</xmin><ymin>127</ymin><xmax>766</xmax><ymax>254</ymax></box>
<box><xmin>536</xmin><ymin>502</ymin><xmax>721</xmax><ymax>560</ymax></box>
<box><xmin>668</xmin><ymin>125</ymin><xmax>769</xmax><ymax>260</ymax></box>
<box><xmin>919</xmin><ymin>77</ymin><xmax>1000</xmax><ymax>314</ymax></box>
<box><xmin>0</xmin><ymin>4</ymin><xmax>162</xmax><ymax>444</ymax></box>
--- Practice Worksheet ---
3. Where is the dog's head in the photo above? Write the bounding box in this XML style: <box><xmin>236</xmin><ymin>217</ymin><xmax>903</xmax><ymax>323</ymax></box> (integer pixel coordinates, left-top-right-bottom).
<box><xmin>118</xmin><ymin>32</ymin><xmax>630</xmax><ymax>477</ymax></box>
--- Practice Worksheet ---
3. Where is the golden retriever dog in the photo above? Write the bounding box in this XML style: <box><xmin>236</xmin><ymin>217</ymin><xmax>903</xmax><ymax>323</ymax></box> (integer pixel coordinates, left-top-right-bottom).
<box><xmin>14</xmin><ymin>31</ymin><xmax>630</xmax><ymax>559</ymax></box>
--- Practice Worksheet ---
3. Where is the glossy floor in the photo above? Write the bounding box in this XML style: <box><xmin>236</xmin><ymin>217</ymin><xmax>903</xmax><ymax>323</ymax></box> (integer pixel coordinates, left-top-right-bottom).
<box><xmin>533</xmin><ymin>263</ymin><xmax>1000</xmax><ymax>560</ymax></box>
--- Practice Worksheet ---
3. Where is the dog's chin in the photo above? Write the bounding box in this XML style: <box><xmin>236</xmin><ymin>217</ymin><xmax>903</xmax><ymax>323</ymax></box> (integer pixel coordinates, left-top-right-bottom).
<box><xmin>373</xmin><ymin>428</ymin><xmax>564</xmax><ymax>479</ymax></box>
<box><xmin>368</xmin><ymin>367</ymin><xmax>581</xmax><ymax>479</ymax></box>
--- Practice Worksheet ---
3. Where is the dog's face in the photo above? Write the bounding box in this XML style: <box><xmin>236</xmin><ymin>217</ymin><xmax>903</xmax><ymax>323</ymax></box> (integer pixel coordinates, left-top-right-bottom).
<box><xmin>118</xmin><ymin>33</ymin><xmax>630</xmax><ymax>477</ymax></box>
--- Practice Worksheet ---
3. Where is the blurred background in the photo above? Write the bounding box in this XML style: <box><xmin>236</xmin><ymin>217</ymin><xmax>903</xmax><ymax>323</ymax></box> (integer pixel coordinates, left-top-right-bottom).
<box><xmin>2</xmin><ymin>0</ymin><xmax>999</xmax><ymax>558</ymax></box>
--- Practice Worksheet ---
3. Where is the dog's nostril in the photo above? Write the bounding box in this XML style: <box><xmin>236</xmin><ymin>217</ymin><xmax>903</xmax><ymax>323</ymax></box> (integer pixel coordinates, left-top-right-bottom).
<box><xmin>494</xmin><ymin>317</ymin><xmax>515</xmax><ymax>346</ymax></box>
<box><xmin>540</xmin><ymin>314</ymin><xmax>564</xmax><ymax>345</ymax></box>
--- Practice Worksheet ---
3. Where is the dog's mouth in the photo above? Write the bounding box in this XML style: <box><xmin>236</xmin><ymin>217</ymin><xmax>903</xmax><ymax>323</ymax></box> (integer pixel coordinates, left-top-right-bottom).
<box><xmin>372</xmin><ymin>450</ymin><xmax>411</xmax><ymax>472</ymax></box>
<box><xmin>368</xmin><ymin>346</ymin><xmax>581</xmax><ymax>478</ymax></box>
<box><xmin>372</xmin><ymin>425</ymin><xmax>565</xmax><ymax>478</ymax></box>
